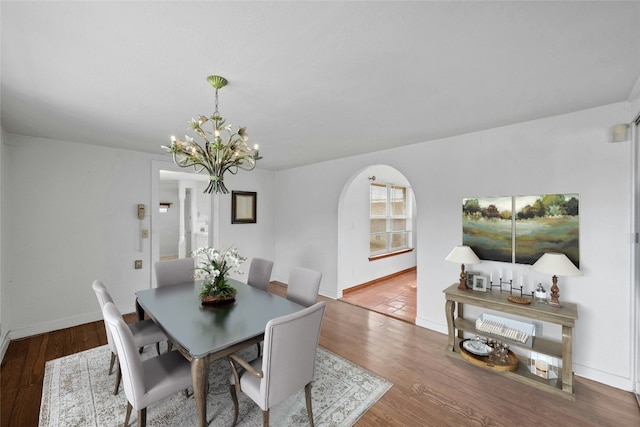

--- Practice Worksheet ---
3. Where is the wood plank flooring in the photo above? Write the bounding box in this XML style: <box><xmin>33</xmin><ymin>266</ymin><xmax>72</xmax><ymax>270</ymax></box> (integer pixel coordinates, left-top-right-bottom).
<box><xmin>2</xmin><ymin>282</ymin><xmax>639</xmax><ymax>426</ymax></box>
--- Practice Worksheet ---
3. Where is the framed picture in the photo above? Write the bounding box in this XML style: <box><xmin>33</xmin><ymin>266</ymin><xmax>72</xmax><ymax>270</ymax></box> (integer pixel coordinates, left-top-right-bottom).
<box><xmin>472</xmin><ymin>275</ymin><xmax>488</xmax><ymax>292</ymax></box>
<box><xmin>466</xmin><ymin>271</ymin><xmax>480</xmax><ymax>289</ymax></box>
<box><xmin>231</xmin><ymin>191</ymin><xmax>257</xmax><ymax>224</ymax></box>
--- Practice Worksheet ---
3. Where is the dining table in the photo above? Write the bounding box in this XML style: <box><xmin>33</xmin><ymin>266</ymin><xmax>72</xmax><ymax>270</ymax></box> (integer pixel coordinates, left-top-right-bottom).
<box><xmin>135</xmin><ymin>278</ymin><xmax>305</xmax><ymax>427</ymax></box>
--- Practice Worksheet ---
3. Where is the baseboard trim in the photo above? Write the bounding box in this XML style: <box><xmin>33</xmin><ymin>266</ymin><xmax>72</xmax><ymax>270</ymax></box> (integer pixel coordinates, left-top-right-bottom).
<box><xmin>342</xmin><ymin>267</ymin><xmax>416</xmax><ymax>295</ymax></box>
<box><xmin>0</xmin><ymin>332</ymin><xmax>10</xmax><ymax>364</ymax></box>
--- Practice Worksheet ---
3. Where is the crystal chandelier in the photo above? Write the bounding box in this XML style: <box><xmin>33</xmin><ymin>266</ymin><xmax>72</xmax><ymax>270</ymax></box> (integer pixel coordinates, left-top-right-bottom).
<box><xmin>163</xmin><ymin>75</ymin><xmax>261</xmax><ymax>194</ymax></box>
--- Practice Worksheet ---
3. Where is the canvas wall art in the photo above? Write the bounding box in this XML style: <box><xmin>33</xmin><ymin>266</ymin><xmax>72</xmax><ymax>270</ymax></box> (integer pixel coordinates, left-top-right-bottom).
<box><xmin>462</xmin><ymin>196</ymin><xmax>513</xmax><ymax>263</ymax></box>
<box><xmin>514</xmin><ymin>194</ymin><xmax>579</xmax><ymax>267</ymax></box>
<box><xmin>462</xmin><ymin>193</ymin><xmax>579</xmax><ymax>267</ymax></box>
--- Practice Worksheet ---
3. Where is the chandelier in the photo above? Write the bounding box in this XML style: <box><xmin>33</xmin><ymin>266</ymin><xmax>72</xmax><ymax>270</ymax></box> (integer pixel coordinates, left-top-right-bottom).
<box><xmin>163</xmin><ymin>75</ymin><xmax>261</xmax><ymax>194</ymax></box>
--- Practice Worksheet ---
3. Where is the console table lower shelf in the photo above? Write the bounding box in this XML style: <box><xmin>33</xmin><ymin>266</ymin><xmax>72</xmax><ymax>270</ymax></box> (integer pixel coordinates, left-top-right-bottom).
<box><xmin>446</xmin><ymin>337</ymin><xmax>573</xmax><ymax>399</ymax></box>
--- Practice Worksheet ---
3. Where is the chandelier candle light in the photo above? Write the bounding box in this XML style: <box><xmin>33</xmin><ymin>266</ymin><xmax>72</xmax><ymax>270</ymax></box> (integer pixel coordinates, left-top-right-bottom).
<box><xmin>163</xmin><ymin>75</ymin><xmax>262</xmax><ymax>194</ymax></box>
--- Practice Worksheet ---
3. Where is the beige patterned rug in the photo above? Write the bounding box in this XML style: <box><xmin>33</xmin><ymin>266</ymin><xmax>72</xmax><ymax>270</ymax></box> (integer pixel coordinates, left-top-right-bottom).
<box><xmin>39</xmin><ymin>344</ymin><xmax>391</xmax><ymax>426</ymax></box>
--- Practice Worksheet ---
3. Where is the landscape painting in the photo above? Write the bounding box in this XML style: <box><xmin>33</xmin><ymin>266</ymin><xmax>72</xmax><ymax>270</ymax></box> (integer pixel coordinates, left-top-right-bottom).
<box><xmin>514</xmin><ymin>194</ymin><xmax>579</xmax><ymax>267</ymax></box>
<box><xmin>462</xmin><ymin>196</ymin><xmax>513</xmax><ymax>263</ymax></box>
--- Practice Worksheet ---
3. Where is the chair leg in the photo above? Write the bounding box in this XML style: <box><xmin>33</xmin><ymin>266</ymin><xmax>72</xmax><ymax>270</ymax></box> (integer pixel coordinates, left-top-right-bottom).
<box><xmin>137</xmin><ymin>408</ymin><xmax>146</xmax><ymax>427</ymax></box>
<box><xmin>109</xmin><ymin>351</ymin><xmax>117</xmax><ymax>375</ymax></box>
<box><xmin>255</xmin><ymin>342</ymin><xmax>261</xmax><ymax>357</ymax></box>
<box><xmin>305</xmin><ymin>383</ymin><xmax>314</xmax><ymax>427</ymax></box>
<box><xmin>113</xmin><ymin>359</ymin><xmax>122</xmax><ymax>395</ymax></box>
<box><xmin>124</xmin><ymin>402</ymin><xmax>133</xmax><ymax>427</ymax></box>
<box><xmin>156</xmin><ymin>342</ymin><xmax>161</xmax><ymax>355</ymax></box>
<box><xmin>229</xmin><ymin>385</ymin><xmax>239</xmax><ymax>426</ymax></box>
<box><xmin>262</xmin><ymin>409</ymin><xmax>269</xmax><ymax>427</ymax></box>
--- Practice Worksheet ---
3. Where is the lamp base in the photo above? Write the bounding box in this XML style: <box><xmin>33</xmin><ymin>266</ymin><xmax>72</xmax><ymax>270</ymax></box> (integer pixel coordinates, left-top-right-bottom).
<box><xmin>458</xmin><ymin>263</ymin><xmax>467</xmax><ymax>290</ymax></box>
<box><xmin>548</xmin><ymin>275</ymin><xmax>562</xmax><ymax>307</ymax></box>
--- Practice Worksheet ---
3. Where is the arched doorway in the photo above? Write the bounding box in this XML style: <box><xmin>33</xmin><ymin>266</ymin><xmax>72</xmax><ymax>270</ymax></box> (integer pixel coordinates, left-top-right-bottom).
<box><xmin>337</xmin><ymin>164</ymin><xmax>418</xmax><ymax>322</ymax></box>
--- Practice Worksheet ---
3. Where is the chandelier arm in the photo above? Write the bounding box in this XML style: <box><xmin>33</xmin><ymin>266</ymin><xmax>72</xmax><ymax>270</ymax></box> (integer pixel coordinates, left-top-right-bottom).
<box><xmin>224</xmin><ymin>165</ymin><xmax>240</xmax><ymax>176</ymax></box>
<box><xmin>235</xmin><ymin>162</ymin><xmax>257</xmax><ymax>172</ymax></box>
<box><xmin>175</xmin><ymin>156</ymin><xmax>212</xmax><ymax>176</ymax></box>
<box><xmin>172</xmin><ymin>144</ymin><xmax>214</xmax><ymax>175</ymax></box>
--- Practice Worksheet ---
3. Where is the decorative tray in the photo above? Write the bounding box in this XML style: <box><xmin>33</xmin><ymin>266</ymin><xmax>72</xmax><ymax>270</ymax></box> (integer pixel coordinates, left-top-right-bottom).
<box><xmin>458</xmin><ymin>340</ymin><xmax>519</xmax><ymax>372</ymax></box>
<box><xmin>508</xmin><ymin>295</ymin><xmax>531</xmax><ymax>305</ymax></box>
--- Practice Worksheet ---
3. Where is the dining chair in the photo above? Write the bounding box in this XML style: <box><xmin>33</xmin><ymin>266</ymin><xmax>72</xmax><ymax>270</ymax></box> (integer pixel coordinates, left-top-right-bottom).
<box><xmin>154</xmin><ymin>257</ymin><xmax>195</xmax><ymax>287</ymax></box>
<box><xmin>286</xmin><ymin>267</ymin><xmax>322</xmax><ymax>307</ymax></box>
<box><xmin>227</xmin><ymin>301</ymin><xmax>326</xmax><ymax>427</ymax></box>
<box><xmin>246</xmin><ymin>257</ymin><xmax>274</xmax><ymax>292</ymax></box>
<box><xmin>152</xmin><ymin>258</ymin><xmax>194</xmax><ymax>352</ymax></box>
<box><xmin>92</xmin><ymin>280</ymin><xmax>166</xmax><ymax>395</ymax></box>
<box><xmin>102</xmin><ymin>301</ymin><xmax>193</xmax><ymax>427</ymax></box>
<box><xmin>246</xmin><ymin>257</ymin><xmax>274</xmax><ymax>356</ymax></box>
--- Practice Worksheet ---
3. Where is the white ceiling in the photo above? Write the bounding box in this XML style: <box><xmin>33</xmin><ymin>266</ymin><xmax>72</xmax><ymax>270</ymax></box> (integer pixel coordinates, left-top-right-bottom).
<box><xmin>2</xmin><ymin>1</ymin><xmax>639</xmax><ymax>171</ymax></box>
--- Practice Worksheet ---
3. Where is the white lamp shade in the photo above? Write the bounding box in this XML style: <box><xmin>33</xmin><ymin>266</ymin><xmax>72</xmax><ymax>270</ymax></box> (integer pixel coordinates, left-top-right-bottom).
<box><xmin>530</xmin><ymin>253</ymin><xmax>581</xmax><ymax>276</ymax></box>
<box><xmin>445</xmin><ymin>245</ymin><xmax>480</xmax><ymax>264</ymax></box>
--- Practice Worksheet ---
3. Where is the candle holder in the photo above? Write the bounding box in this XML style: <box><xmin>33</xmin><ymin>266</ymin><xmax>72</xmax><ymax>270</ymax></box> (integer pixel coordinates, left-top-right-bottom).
<box><xmin>488</xmin><ymin>277</ymin><xmax>524</xmax><ymax>296</ymax></box>
<box><xmin>506</xmin><ymin>279</ymin><xmax>524</xmax><ymax>296</ymax></box>
<box><xmin>487</xmin><ymin>279</ymin><xmax>502</xmax><ymax>292</ymax></box>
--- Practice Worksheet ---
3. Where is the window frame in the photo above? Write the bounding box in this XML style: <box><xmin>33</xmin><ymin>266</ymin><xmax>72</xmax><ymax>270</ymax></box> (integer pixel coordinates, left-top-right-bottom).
<box><xmin>369</xmin><ymin>182</ymin><xmax>413</xmax><ymax>258</ymax></box>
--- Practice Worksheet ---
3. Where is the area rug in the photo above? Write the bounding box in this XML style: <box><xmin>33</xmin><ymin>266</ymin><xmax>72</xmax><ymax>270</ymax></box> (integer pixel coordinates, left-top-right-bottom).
<box><xmin>39</xmin><ymin>344</ymin><xmax>392</xmax><ymax>426</ymax></box>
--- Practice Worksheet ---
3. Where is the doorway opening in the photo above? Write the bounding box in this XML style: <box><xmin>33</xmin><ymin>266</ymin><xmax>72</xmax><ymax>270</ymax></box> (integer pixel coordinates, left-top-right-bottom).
<box><xmin>336</xmin><ymin>165</ymin><xmax>418</xmax><ymax>323</ymax></box>
<box><xmin>151</xmin><ymin>160</ymin><xmax>211</xmax><ymax>288</ymax></box>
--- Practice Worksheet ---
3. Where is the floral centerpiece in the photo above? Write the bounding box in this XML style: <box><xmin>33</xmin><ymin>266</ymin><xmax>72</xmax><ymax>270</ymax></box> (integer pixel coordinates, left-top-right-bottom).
<box><xmin>192</xmin><ymin>246</ymin><xmax>246</xmax><ymax>304</ymax></box>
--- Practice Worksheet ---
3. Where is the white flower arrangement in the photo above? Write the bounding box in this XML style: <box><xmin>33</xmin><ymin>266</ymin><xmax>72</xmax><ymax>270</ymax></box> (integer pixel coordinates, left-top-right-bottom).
<box><xmin>192</xmin><ymin>246</ymin><xmax>246</xmax><ymax>298</ymax></box>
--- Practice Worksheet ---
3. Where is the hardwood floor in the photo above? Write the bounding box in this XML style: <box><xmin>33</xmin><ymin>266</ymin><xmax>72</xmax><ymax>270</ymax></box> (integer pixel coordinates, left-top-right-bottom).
<box><xmin>340</xmin><ymin>268</ymin><xmax>417</xmax><ymax>323</ymax></box>
<box><xmin>2</xmin><ymin>282</ymin><xmax>639</xmax><ymax>426</ymax></box>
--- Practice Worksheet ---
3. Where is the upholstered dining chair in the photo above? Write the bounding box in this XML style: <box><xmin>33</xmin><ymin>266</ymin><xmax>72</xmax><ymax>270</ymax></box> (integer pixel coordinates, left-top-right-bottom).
<box><xmin>153</xmin><ymin>258</ymin><xmax>195</xmax><ymax>352</ymax></box>
<box><xmin>92</xmin><ymin>280</ymin><xmax>166</xmax><ymax>395</ymax></box>
<box><xmin>285</xmin><ymin>267</ymin><xmax>322</xmax><ymax>307</ymax></box>
<box><xmin>246</xmin><ymin>257</ymin><xmax>274</xmax><ymax>356</ymax></box>
<box><xmin>246</xmin><ymin>257</ymin><xmax>274</xmax><ymax>292</ymax></box>
<box><xmin>102</xmin><ymin>301</ymin><xmax>193</xmax><ymax>427</ymax></box>
<box><xmin>154</xmin><ymin>257</ymin><xmax>195</xmax><ymax>287</ymax></box>
<box><xmin>227</xmin><ymin>301</ymin><xmax>326</xmax><ymax>427</ymax></box>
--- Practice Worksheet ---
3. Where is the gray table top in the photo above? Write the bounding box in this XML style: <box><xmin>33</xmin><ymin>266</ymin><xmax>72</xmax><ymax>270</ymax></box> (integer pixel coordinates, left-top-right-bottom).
<box><xmin>136</xmin><ymin>279</ymin><xmax>304</xmax><ymax>358</ymax></box>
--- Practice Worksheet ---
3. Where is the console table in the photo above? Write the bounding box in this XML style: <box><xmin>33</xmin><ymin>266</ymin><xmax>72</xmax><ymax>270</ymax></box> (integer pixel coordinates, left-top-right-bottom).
<box><xmin>443</xmin><ymin>283</ymin><xmax>578</xmax><ymax>399</ymax></box>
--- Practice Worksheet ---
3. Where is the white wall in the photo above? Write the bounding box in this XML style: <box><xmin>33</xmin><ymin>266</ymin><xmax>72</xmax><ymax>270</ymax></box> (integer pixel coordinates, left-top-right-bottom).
<box><xmin>3</xmin><ymin>135</ymin><xmax>155</xmax><ymax>337</ymax></box>
<box><xmin>2</xmin><ymin>136</ymin><xmax>276</xmax><ymax>339</ymax></box>
<box><xmin>275</xmin><ymin>102</ymin><xmax>637</xmax><ymax>391</ymax></box>
<box><xmin>0</xmin><ymin>128</ymin><xmax>5</xmax><ymax>355</ymax></box>
<box><xmin>215</xmin><ymin>168</ymin><xmax>277</xmax><ymax>283</ymax></box>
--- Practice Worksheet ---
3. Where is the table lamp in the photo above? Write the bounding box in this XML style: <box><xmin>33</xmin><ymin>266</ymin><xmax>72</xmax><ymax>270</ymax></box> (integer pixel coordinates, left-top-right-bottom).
<box><xmin>530</xmin><ymin>252</ymin><xmax>581</xmax><ymax>307</ymax></box>
<box><xmin>445</xmin><ymin>245</ymin><xmax>481</xmax><ymax>290</ymax></box>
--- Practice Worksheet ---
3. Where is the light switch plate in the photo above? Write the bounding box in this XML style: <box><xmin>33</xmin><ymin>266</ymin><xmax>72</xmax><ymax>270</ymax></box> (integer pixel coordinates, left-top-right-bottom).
<box><xmin>134</xmin><ymin>260</ymin><xmax>142</xmax><ymax>269</ymax></box>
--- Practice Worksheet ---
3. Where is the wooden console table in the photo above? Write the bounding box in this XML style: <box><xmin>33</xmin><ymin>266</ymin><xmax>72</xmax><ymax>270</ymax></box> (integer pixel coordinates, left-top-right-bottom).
<box><xmin>443</xmin><ymin>283</ymin><xmax>578</xmax><ymax>399</ymax></box>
